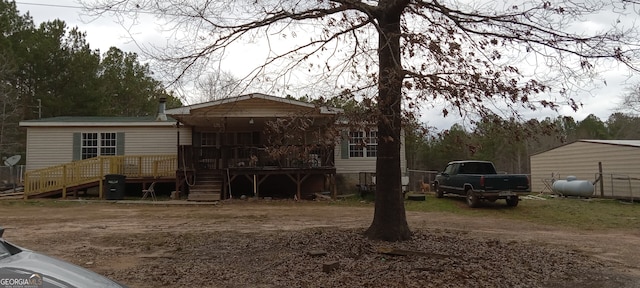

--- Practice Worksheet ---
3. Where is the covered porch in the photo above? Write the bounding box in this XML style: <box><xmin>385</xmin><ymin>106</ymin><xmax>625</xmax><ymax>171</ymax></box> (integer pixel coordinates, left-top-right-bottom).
<box><xmin>168</xmin><ymin>93</ymin><xmax>341</xmax><ymax>201</ymax></box>
<box><xmin>176</xmin><ymin>145</ymin><xmax>336</xmax><ymax>200</ymax></box>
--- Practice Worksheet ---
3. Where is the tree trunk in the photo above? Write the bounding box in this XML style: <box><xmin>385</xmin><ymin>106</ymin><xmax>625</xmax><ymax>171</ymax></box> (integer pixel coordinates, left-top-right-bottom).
<box><xmin>364</xmin><ymin>0</ymin><xmax>411</xmax><ymax>241</ymax></box>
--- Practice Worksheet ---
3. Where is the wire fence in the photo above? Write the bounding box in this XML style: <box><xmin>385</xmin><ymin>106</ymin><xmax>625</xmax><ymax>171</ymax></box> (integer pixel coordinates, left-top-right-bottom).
<box><xmin>541</xmin><ymin>172</ymin><xmax>638</xmax><ymax>202</ymax></box>
<box><xmin>406</xmin><ymin>169</ymin><xmax>440</xmax><ymax>192</ymax></box>
<box><xmin>602</xmin><ymin>173</ymin><xmax>639</xmax><ymax>202</ymax></box>
<box><xmin>0</xmin><ymin>165</ymin><xmax>25</xmax><ymax>192</ymax></box>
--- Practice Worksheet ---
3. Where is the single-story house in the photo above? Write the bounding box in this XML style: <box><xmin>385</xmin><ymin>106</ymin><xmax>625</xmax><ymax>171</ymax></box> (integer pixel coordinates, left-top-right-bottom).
<box><xmin>530</xmin><ymin>139</ymin><xmax>640</xmax><ymax>199</ymax></box>
<box><xmin>20</xmin><ymin>116</ymin><xmax>189</xmax><ymax>170</ymax></box>
<box><xmin>19</xmin><ymin>93</ymin><xmax>407</xmax><ymax>200</ymax></box>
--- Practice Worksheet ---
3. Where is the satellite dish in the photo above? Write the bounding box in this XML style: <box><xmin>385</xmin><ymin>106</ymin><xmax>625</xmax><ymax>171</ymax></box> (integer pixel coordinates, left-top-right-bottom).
<box><xmin>3</xmin><ymin>155</ymin><xmax>21</xmax><ymax>166</ymax></box>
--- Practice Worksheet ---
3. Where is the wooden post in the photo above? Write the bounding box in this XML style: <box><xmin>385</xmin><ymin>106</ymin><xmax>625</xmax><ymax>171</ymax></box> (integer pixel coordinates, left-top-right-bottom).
<box><xmin>598</xmin><ymin>161</ymin><xmax>604</xmax><ymax>197</ymax></box>
<box><xmin>253</xmin><ymin>174</ymin><xmax>257</xmax><ymax>197</ymax></box>
<box><xmin>99</xmin><ymin>159</ymin><xmax>104</xmax><ymax>199</ymax></box>
<box><xmin>153</xmin><ymin>162</ymin><xmax>158</xmax><ymax>178</ymax></box>
<box><xmin>62</xmin><ymin>166</ymin><xmax>67</xmax><ymax>199</ymax></box>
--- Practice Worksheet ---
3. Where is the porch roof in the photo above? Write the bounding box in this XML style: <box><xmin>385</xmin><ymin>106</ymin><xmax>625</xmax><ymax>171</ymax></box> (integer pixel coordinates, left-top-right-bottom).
<box><xmin>166</xmin><ymin>93</ymin><xmax>342</xmax><ymax>127</ymax></box>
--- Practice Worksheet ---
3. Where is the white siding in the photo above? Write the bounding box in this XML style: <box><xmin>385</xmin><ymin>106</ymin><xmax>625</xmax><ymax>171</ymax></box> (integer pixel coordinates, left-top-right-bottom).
<box><xmin>24</xmin><ymin>126</ymin><xmax>191</xmax><ymax>171</ymax></box>
<box><xmin>25</xmin><ymin>127</ymin><xmax>74</xmax><ymax>170</ymax></box>
<box><xmin>530</xmin><ymin>141</ymin><xmax>640</xmax><ymax>198</ymax></box>
<box><xmin>123</xmin><ymin>127</ymin><xmax>191</xmax><ymax>155</ymax></box>
<box><xmin>334</xmin><ymin>154</ymin><xmax>377</xmax><ymax>174</ymax></box>
<box><xmin>335</xmin><ymin>130</ymin><xmax>408</xmax><ymax>174</ymax></box>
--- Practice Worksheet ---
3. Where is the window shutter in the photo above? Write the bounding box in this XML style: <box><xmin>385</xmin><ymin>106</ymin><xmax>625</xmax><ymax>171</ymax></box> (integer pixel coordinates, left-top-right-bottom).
<box><xmin>116</xmin><ymin>132</ymin><xmax>125</xmax><ymax>155</ymax></box>
<box><xmin>340</xmin><ymin>131</ymin><xmax>349</xmax><ymax>159</ymax></box>
<box><xmin>72</xmin><ymin>133</ymin><xmax>81</xmax><ymax>161</ymax></box>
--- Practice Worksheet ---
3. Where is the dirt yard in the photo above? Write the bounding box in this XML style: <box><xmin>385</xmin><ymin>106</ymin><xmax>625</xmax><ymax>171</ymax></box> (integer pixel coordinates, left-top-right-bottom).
<box><xmin>1</xmin><ymin>199</ymin><xmax>639</xmax><ymax>288</ymax></box>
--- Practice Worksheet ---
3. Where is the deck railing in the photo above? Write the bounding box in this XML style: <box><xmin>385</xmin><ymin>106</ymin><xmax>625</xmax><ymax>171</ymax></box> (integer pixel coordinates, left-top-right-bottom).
<box><xmin>180</xmin><ymin>145</ymin><xmax>335</xmax><ymax>170</ymax></box>
<box><xmin>24</xmin><ymin>155</ymin><xmax>176</xmax><ymax>198</ymax></box>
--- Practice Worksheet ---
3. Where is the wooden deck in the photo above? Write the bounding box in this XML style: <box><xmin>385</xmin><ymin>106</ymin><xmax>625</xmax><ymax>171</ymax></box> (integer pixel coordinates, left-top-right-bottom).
<box><xmin>24</xmin><ymin>154</ymin><xmax>337</xmax><ymax>200</ymax></box>
<box><xmin>224</xmin><ymin>166</ymin><xmax>337</xmax><ymax>200</ymax></box>
<box><xmin>23</xmin><ymin>155</ymin><xmax>176</xmax><ymax>199</ymax></box>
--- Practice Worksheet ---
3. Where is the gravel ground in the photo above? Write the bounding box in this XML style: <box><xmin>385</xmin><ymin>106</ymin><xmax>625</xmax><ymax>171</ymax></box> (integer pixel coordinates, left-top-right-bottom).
<box><xmin>82</xmin><ymin>229</ymin><xmax>635</xmax><ymax>288</ymax></box>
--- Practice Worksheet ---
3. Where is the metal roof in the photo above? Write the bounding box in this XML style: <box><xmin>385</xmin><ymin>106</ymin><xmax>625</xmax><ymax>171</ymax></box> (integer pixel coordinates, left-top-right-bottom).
<box><xmin>579</xmin><ymin>139</ymin><xmax>640</xmax><ymax>148</ymax></box>
<box><xmin>19</xmin><ymin>116</ymin><xmax>177</xmax><ymax>127</ymax></box>
<box><xmin>531</xmin><ymin>139</ymin><xmax>640</xmax><ymax>156</ymax></box>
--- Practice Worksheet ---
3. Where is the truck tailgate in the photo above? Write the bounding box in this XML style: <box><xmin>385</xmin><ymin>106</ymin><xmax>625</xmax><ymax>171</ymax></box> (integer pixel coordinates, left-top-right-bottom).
<box><xmin>483</xmin><ymin>175</ymin><xmax>529</xmax><ymax>191</ymax></box>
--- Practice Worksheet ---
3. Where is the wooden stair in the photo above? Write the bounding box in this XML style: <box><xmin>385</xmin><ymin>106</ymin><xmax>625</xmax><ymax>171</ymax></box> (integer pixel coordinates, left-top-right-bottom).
<box><xmin>188</xmin><ymin>170</ymin><xmax>223</xmax><ymax>201</ymax></box>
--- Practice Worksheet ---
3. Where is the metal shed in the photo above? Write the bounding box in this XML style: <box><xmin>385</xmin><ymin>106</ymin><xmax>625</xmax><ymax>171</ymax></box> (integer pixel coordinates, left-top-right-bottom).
<box><xmin>530</xmin><ymin>139</ymin><xmax>640</xmax><ymax>200</ymax></box>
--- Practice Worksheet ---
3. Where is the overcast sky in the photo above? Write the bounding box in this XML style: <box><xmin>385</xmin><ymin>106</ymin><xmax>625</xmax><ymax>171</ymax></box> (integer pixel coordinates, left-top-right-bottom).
<box><xmin>14</xmin><ymin>0</ymin><xmax>639</xmax><ymax>130</ymax></box>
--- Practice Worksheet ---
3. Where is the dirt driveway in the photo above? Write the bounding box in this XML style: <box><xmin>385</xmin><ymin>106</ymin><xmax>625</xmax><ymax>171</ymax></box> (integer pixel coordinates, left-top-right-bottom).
<box><xmin>1</xmin><ymin>199</ymin><xmax>639</xmax><ymax>287</ymax></box>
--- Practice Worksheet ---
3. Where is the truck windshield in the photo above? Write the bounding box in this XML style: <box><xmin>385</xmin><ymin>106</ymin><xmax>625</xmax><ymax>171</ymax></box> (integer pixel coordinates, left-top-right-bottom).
<box><xmin>458</xmin><ymin>162</ymin><xmax>496</xmax><ymax>174</ymax></box>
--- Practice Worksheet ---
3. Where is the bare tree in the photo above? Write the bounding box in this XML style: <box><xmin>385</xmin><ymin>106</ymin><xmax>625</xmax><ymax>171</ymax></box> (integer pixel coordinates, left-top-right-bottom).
<box><xmin>620</xmin><ymin>83</ymin><xmax>640</xmax><ymax>115</ymax></box>
<box><xmin>84</xmin><ymin>0</ymin><xmax>640</xmax><ymax>241</ymax></box>
<box><xmin>194</xmin><ymin>69</ymin><xmax>242</xmax><ymax>102</ymax></box>
<box><xmin>264</xmin><ymin>113</ymin><xmax>338</xmax><ymax>169</ymax></box>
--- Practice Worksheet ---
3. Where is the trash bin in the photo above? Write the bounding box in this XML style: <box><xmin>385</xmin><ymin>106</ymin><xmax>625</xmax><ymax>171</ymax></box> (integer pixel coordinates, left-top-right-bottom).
<box><xmin>104</xmin><ymin>174</ymin><xmax>126</xmax><ymax>200</ymax></box>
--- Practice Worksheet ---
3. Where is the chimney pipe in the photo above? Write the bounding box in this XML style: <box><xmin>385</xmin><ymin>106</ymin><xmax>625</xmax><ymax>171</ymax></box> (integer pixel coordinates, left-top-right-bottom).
<box><xmin>156</xmin><ymin>97</ymin><xmax>167</xmax><ymax>121</ymax></box>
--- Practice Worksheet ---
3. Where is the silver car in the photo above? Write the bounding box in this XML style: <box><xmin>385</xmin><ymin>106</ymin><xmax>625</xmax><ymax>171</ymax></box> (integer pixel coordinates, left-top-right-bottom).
<box><xmin>0</xmin><ymin>227</ymin><xmax>128</xmax><ymax>288</ymax></box>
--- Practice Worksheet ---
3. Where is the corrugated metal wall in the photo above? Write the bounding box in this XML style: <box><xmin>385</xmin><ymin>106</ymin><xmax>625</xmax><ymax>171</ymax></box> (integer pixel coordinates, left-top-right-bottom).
<box><xmin>530</xmin><ymin>141</ymin><xmax>640</xmax><ymax>199</ymax></box>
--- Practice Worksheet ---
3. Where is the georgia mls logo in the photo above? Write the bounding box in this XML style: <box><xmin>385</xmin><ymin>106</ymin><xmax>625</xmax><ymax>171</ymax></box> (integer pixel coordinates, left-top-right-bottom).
<box><xmin>29</xmin><ymin>273</ymin><xmax>43</xmax><ymax>286</ymax></box>
<box><xmin>0</xmin><ymin>268</ymin><xmax>43</xmax><ymax>288</ymax></box>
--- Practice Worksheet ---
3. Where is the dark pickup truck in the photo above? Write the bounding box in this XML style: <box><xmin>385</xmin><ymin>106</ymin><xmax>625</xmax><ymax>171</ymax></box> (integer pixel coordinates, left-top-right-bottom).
<box><xmin>433</xmin><ymin>160</ymin><xmax>530</xmax><ymax>207</ymax></box>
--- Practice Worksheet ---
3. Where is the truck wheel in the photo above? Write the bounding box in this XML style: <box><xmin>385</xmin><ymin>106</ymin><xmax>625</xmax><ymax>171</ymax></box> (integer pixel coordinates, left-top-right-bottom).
<box><xmin>434</xmin><ymin>183</ymin><xmax>444</xmax><ymax>198</ymax></box>
<box><xmin>466</xmin><ymin>189</ymin><xmax>480</xmax><ymax>208</ymax></box>
<box><xmin>506</xmin><ymin>196</ymin><xmax>519</xmax><ymax>207</ymax></box>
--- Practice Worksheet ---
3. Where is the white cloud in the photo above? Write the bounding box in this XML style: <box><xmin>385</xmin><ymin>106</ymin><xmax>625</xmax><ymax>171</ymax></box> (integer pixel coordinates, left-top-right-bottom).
<box><xmin>16</xmin><ymin>1</ymin><xmax>129</xmax><ymax>53</ymax></box>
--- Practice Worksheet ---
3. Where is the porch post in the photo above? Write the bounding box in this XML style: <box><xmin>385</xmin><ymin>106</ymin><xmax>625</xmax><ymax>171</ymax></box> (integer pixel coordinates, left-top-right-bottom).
<box><xmin>175</xmin><ymin>122</ymin><xmax>180</xmax><ymax>198</ymax></box>
<box><xmin>253</xmin><ymin>174</ymin><xmax>258</xmax><ymax>197</ymax></box>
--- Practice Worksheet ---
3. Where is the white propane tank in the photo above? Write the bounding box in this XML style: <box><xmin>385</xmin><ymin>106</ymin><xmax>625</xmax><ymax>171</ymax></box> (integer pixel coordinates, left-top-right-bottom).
<box><xmin>552</xmin><ymin>176</ymin><xmax>594</xmax><ymax>197</ymax></box>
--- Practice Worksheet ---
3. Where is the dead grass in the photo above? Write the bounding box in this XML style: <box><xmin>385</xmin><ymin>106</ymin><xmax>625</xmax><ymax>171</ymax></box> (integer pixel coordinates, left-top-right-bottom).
<box><xmin>1</xmin><ymin>197</ymin><xmax>639</xmax><ymax>287</ymax></box>
<box><xmin>336</xmin><ymin>193</ymin><xmax>640</xmax><ymax>230</ymax></box>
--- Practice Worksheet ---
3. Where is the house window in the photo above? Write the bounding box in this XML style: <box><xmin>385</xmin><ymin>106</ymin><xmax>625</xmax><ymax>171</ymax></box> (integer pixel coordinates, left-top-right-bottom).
<box><xmin>349</xmin><ymin>131</ymin><xmax>364</xmax><ymax>157</ymax></box>
<box><xmin>366</xmin><ymin>131</ymin><xmax>377</xmax><ymax>157</ymax></box>
<box><xmin>81</xmin><ymin>132</ymin><xmax>117</xmax><ymax>159</ymax></box>
<box><xmin>349</xmin><ymin>130</ymin><xmax>377</xmax><ymax>158</ymax></box>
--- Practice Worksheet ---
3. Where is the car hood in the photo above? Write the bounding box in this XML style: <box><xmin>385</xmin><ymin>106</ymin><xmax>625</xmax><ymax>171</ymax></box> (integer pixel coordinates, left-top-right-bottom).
<box><xmin>0</xmin><ymin>249</ymin><xmax>127</xmax><ymax>288</ymax></box>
